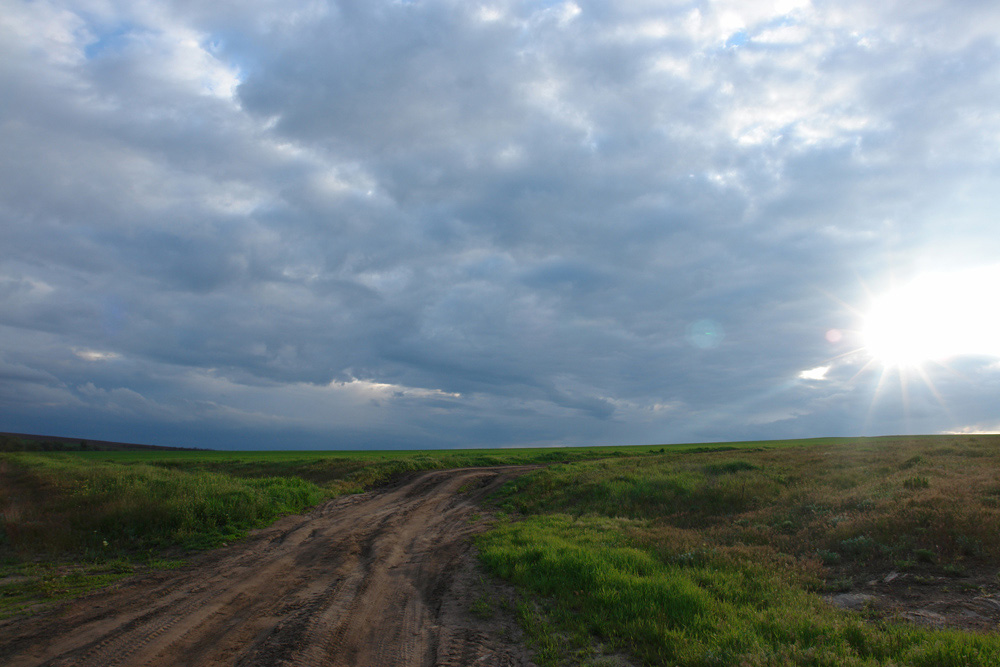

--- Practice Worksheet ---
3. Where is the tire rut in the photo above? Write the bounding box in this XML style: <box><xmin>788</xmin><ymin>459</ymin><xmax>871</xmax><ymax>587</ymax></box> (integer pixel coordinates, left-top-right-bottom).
<box><xmin>0</xmin><ymin>466</ymin><xmax>538</xmax><ymax>667</ymax></box>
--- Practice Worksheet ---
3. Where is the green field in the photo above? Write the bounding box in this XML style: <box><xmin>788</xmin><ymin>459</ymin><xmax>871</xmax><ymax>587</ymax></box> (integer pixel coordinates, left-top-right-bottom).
<box><xmin>3</xmin><ymin>434</ymin><xmax>1000</xmax><ymax>665</ymax></box>
<box><xmin>479</xmin><ymin>435</ymin><xmax>1000</xmax><ymax>665</ymax></box>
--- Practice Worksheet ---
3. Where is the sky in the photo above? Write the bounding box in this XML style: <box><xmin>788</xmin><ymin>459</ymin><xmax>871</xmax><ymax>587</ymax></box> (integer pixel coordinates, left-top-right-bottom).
<box><xmin>2</xmin><ymin>0</ymin><xmax>1000</xmax><ymax>450</ymax></box>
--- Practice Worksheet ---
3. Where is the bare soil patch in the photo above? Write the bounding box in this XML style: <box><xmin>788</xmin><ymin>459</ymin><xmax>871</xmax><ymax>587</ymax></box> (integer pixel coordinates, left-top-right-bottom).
<box><xmin>825</xmin><ymin>563</ymin><xmax>1000</xmax><ymax>632</ymax></box>
<box><xmin>0</xmin><ymin>466</ymin><xmax>538</xmax><ymax>667</ymax></box>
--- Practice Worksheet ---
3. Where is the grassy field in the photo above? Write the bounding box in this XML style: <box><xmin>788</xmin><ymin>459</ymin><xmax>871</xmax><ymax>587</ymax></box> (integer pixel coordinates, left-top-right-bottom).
<box><xmin>0</xmin><ymin>440</ymin><xmax>700</xmax><ymax>617</ymax></box>
<box><xmin>478</xmin><ymin>434</ymin><xmax>1000</xmax><ymax>665</ymax></box>
<box><xmin>3</xmin><ymin>434</ymin><xmax>1000</xmax><ymax>665</ymax></box>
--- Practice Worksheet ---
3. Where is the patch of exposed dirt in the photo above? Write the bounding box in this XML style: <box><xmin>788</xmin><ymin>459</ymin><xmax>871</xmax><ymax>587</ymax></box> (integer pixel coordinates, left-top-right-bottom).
<box><xmin>0</xmin><ymin>466</ymin><xmax>540</xmax><ymax>667</ymax></box>
<box><xmin>825</xmin><ymin>564</ymin><xmax>1000</xmax><ymax>632</ymax></box>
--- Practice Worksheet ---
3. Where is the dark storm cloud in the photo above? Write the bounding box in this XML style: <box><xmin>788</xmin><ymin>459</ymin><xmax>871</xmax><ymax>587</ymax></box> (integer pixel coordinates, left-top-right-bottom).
<box><xmin>2</xmin><ymin>0</ymin><xmax>1000</xmax><ymax>448</ymax></box>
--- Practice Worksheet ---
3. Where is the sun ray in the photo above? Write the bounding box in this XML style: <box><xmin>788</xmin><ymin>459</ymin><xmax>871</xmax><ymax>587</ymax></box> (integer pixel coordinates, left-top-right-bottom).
<box><xmin>914</xmin><ymin>364</ymin><xmax>951</xmax><ymax>417</ymax></box>
<box><xmin>863</xmin><ymin>365</ymin><xmax>894</xmax><ymax>434</ymax></box>
<box><xmin>900</xmin><ymin>368</ymin><xmax>912</xmax><ymax>430</ymax></box>
<box><xmin>847</xmin><ymin>354</ymin><xmax>880</xmax><ymax>384</ymax></box>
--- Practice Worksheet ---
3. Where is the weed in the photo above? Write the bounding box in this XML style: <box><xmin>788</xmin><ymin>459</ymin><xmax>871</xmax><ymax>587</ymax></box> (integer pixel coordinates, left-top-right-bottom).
<box><xmin>942</xmin><ymin>563</ymin><xmax>966</xmax><ymax>577</ymax></box>
<box><xmin>904</xmin><ymin>476</ymin><xmax>931</xmax><ymax>490</ymax></box>
<box><xmin>779</xmin><ymin>520</ymin><xmax>798</xmax><ymax>534</ymax></box>
<box><xmin>827</xmin><ymin>577</ymin><xmax>854</xmax><ymax>592</ymax></box>
<box><xmin>670</xmin><ymin>548</ymin><xmax>718</xmax><ymax>567</ymax></box>
<box><xmin>840</xmin><ymin>535</ymin><xmax>878</xmax><ymax>560</ymax></box>
<box><xmin>702</xmin><ymin>459</ymin><xmax>758</xmax><ymax>475</ymax></box>
<box><xmin>471</xmin><ymin>592</ymin><xmax>494</xmax><ymax>619</ymax></box>
<box><xmin>956</xmin><ymin>535</ymin><xmax>982</xmax><ymax>558</ymax></box>
<box><xmin>817</xmin><ymin>549</ymin><xmax>841</xmax><ymax>565</ymax></box>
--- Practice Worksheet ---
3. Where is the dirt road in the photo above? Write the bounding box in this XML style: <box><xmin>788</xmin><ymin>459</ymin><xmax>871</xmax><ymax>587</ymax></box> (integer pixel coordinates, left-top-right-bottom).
<box><xmin>1</xmin><ymin>467</ymin><xmax>537</xmax><ymax>667</ymax></box>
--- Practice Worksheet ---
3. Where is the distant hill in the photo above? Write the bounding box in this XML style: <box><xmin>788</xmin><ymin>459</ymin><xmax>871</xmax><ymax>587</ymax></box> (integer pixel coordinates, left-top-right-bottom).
<box><xmin>0</xmin><ymin>432</ymin><xmax>207</xmax><ymax>452</ymax></box>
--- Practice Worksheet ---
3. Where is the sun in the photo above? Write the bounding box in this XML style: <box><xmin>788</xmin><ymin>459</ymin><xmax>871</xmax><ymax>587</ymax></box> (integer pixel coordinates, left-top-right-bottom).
<box><xmin>863</xmin><ymin>266</ymin><xmax>1000</xmax><ymax>368</ymax></box>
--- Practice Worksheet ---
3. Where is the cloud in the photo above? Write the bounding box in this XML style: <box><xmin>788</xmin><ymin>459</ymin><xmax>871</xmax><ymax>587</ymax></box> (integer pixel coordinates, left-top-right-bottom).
<box><xmin>2</xmin><ymin>0</ymin><xmax>1000</xmax><ymax>448</ymax></box>
<box><xmin>74</xmin><ymin>349</ymin><xmax>122</xmax><ymax>362</ymax></box>
<box><xmin>798</xmin><ymin>366</ymin><xmax>830</xmax><ymax>381</ymax></box>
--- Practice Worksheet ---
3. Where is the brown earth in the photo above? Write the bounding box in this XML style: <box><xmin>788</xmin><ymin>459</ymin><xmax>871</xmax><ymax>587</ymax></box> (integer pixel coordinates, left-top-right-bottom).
<box><xmin>0</xmin><ymin>466</ymin><xmax>539</xmax><ymax>667</ymax></box>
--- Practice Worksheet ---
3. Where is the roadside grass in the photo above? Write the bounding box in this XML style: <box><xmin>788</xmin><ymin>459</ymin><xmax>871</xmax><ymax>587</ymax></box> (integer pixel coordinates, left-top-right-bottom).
<box><xmin>478</xmin><ymin>434</ymin><xmax>1000</xmax><ymax>666</ymax></box>
<box><xmin>0</xmin><ymin>453</ymin><xmax>326</xmax><ymax>617</ymax></box>
<box><xmin>0</xmin><ymin>440</ymin><xmax>755</xmax><ymax>617</ymax></box>
<box><xmin>0</xmin><ymin>453</ymin><xmax>326</xmax><ymax>556</ymax></box>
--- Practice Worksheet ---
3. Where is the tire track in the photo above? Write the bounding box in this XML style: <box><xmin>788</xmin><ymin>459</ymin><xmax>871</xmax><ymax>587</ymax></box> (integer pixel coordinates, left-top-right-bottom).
<box><xmin>1</xmin><ymin>466</ymin><xmax>538</xmax><ymax>667</ymax></box>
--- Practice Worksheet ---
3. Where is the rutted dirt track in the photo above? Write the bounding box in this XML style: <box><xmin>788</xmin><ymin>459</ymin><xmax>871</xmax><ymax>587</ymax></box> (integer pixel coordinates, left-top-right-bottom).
<box><xmin>1</xmin><ymin>467</ymin><xmax>538</xmax><ymax>667</ymax></box>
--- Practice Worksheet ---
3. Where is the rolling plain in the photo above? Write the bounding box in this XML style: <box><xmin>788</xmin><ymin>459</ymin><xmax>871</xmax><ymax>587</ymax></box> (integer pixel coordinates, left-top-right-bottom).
<box><xmin>2</xmin><ymin>434</ymin><xmax>1000</xmax><ymax>665</ymax></box>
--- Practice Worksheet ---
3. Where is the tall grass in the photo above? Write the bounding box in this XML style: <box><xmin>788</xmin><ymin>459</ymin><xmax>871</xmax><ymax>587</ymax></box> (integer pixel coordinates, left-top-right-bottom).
<box><xmin>0</xmin><ymin>452</ymin><xmax>333</xmax><ymax>617</ymax></box>
<box><xmin>1</xmin><ymin>453</ymin><xmax>325</xmax><ymax>556</ymax></box>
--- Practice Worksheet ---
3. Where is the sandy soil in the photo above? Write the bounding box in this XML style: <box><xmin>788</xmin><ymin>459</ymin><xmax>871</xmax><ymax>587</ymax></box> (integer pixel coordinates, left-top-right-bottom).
<box><xmin>0</xmin><ymin>466</ymin><xmax>539</xmax><ymax>667</ymax></box>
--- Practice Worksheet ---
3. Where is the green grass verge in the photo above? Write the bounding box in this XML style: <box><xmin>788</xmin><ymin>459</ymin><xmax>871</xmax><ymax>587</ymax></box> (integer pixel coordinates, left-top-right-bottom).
<box><xmin>0</xmin><ymin>453</ymin><xmax>326</xmax><ymax>555</ymax></box>
<box><xmin>0</xmin><ymin>452</ymin><xmax>329</xmax><ymax>617</ymax></box>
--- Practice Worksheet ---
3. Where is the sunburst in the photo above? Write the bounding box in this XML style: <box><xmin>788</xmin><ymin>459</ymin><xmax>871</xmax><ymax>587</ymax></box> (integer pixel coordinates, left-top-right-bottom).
<box><xmin>817</xmin><ymin>265</ymin><xmax>1000</xmax><ymax>430</ymax></box>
